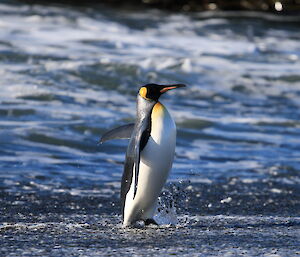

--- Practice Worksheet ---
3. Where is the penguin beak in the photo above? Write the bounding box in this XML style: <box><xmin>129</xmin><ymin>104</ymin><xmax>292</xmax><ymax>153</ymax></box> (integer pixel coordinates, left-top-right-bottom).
<box><xmin>159</xmin><ymin>84</ymin><xmax>186</xmax><ymax>94</ymax></box>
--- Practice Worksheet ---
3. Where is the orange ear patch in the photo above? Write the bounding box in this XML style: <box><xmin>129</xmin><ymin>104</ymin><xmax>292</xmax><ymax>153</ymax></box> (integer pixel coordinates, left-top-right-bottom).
<box><xmin>139</xmin><ymin>87</ymin><xmax>148</xmax><ymax>99</ymax></box>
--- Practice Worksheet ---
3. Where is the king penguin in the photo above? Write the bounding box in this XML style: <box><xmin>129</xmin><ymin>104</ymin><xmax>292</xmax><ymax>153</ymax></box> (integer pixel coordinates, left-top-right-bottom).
<box><xmin>100</xmin><ymin>83</ymin><xmax>186</xmax><ymax>226</ymax></box>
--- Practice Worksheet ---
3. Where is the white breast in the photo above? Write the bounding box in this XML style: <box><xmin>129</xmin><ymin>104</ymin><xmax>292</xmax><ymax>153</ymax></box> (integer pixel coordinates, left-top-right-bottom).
<box><xmin>123</xmin><ymin>102</ymin><xmax>176</xmax><ymax>226</ymax></box>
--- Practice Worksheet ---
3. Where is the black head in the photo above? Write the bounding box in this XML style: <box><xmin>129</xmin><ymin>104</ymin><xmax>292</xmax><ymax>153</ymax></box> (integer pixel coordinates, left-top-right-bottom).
<box><xmin>139</xmin><ymin>83</ymin><xmax>186</xmax><ymax>101</ymax></box>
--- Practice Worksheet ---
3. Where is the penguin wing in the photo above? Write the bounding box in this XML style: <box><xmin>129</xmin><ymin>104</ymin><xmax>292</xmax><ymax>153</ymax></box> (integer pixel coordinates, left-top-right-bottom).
<box><xmin>121</xmin><ymin>118</ymin><xmax>151</xmax><ymax>208</ymax></box>
<box><xmin>99</xmin><ymin>123</ymin><xmax>134</xmax><ymax>144</ymax></box>
<box><xmin>132</xmin><ymin>119</ymin><xmax>151</xmax><ymax>199</ymax></box>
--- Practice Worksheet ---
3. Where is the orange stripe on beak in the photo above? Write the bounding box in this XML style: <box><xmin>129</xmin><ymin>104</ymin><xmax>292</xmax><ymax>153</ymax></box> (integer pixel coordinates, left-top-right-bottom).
<box><xmin>160</xmin><ymin>86</ymin><xmax>178</xmax><ymax>93</ymax></box>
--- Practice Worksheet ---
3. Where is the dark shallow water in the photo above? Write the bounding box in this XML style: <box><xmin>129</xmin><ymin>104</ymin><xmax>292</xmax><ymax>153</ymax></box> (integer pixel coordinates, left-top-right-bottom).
<box><xmin>0</xmin><ymin>1</ymin><xmax>300</xmax><ymax>256</ymax></box>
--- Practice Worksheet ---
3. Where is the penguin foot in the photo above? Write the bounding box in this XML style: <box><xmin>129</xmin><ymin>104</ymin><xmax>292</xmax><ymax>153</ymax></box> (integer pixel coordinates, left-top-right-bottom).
<box><xmin>123</xmin><ymin>220</ymin><xmax>145</xmax><ymax>228</ymax></box>
<box><xmin>145</xmin><ymin>218</ymin><xmax>158</xmax><ymax>226</ymax></box>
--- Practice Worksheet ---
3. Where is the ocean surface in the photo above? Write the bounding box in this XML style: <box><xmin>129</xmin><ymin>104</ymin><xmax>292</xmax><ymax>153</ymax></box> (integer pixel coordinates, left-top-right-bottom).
<box><xmin>0</xmin><ymin>1</ymin><xmax>300</xmax><ymax>256</ymax></box>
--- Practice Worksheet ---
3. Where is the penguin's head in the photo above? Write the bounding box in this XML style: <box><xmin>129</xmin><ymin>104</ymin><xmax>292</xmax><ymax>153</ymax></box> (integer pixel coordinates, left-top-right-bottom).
<box><xmin>139</xmin><ymin>83</ymin><xmax>186</xmax><ymax>102</ymax></box>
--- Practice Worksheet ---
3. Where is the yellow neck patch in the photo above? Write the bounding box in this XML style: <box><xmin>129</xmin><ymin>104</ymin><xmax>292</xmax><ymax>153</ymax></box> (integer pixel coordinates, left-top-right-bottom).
<box><xmin>139</xmin><ymin>87</ymin><xmax>149</xmax><ymax>100</ymax></box>
<box><xmin>152</xmin><ymin>102</ymin><xmax>164</xmax><ymax>120</ymax></box>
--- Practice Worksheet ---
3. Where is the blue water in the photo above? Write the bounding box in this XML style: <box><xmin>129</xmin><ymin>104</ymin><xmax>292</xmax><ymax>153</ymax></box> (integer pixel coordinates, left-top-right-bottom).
<box><xmin>0</xmin><ymin>1</ymin><xmax>300</xmax><ymax>256</ymax></box>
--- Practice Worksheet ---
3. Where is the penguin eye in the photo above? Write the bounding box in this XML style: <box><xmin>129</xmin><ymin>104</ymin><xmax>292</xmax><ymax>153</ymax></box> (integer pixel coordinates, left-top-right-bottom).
<box><xmin>139</xmin><ymin>87</ymin><xmax>148</xmax><ymax>99</ymax></box>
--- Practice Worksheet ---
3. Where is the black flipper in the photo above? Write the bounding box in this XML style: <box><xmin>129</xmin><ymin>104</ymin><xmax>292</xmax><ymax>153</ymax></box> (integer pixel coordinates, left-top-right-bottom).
<box><xmin>133</xmin><ymin>118</ymin><xmax>151</xmax><ymax>199</ymax></box>
<box><xmin>133</xmin><ymin>130</ymin><xmax>142</xmax><ymax>199</ymax></box>
<box><xmin>121</xmin><ymin>114</ymin><xmax>152</xmax><ymax>213</ymax></box>
<box><xmin>99</xmin><ymin>123</ymin><xmax>134</xmax><ymax>144</ymax></box>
